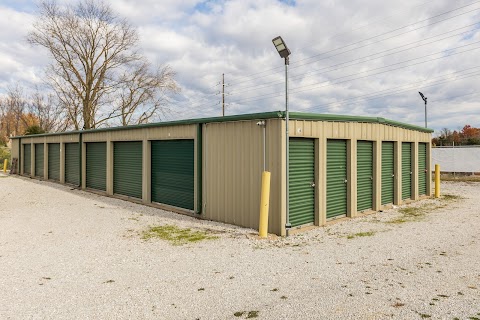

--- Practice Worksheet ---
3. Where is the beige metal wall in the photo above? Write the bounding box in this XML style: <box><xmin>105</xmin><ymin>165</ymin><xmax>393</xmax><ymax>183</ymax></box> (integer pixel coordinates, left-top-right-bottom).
<box><xmin>11</xmin><ymin>139</ymin><xmax>19</xmax><ymax>162</ymax></box>
<box><xmin>202</xmin><ymin>119</ymin><xmax>285</xmax><ymax>235</ymax></box>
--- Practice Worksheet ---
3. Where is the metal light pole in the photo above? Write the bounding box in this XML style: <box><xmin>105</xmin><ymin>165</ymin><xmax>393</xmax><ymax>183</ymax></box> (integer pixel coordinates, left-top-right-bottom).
<box><xmin>419</xmin><ymin>91</ymin><xmax>427</xmax><ymax>128</ymax></box>
<box><xmin>272</xmin><ymin>36</ymin><xmax>292</xmax><ymax>233</ymax></box>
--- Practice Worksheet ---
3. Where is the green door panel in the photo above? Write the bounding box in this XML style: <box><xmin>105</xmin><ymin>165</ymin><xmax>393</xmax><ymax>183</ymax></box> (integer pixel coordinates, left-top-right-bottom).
<box><xmin>357</xmin><ymin>141</ymin><xmax>373</xmax><ymax>211</ymax></box>
<box><xmin>35</xmin><ymin>144</ymin><xmax>44</xmax><ymax>178</ymax></box>
<box><xmin>65</xmin><ymin>143</ymin><xmax>79</xmax><ymax>185</ymax></box>
<box><xmin>48</xmin><ymin>143</ymin><xmax>60</xmax><ymax>181</ymax></box>
<box><xmin>327</xmin><ymin>139</ymin><xmax>347</xmax><ymax>219</ymax></box>
<box><xmin>151</xmin><ymin>140</ymin><xmax>194</xmax><ymax>210</ymax></box>
<box><xmin>86</xmin><ymin>142</ymin><xmax>107</xmax><ymax>191</ymax></box>
<box><xmin>289</xmin><ymin>138</ymin><xmax>315</xmax><ymax>227</ymax></box>
<box><xmin>418</xmin><ymin>143</ymin><xmax>427</xmax><ymax>195</ymax></box>
<box><xmin>381</xmin><ymin>142</ymin><xmax>395</xmax><ymax>205</ymax></box>
<box><xmin>402</xmin><ymin>142</ymin><xmax>412</xmax><ymax>200</ymax></box>
<box><xmin>113</xmin><ymin>141</ymin><xmax>142</xmax><ymax>199</ymax></box>
<box><xmin>23</xmin><ymin>144</ymin><xmax>31</xmax><ymax>175</ymax></box>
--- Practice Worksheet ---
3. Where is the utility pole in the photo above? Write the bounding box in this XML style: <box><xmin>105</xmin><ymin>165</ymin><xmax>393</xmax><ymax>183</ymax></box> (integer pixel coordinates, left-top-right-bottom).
<box><xmin>222</xmin><ymin>73</ymin><xmax>225</xmax><ymax>117</ymax></box>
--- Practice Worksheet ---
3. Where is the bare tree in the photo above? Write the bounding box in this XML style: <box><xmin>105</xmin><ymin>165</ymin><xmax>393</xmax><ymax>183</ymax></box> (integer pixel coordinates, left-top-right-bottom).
<box><xmin>116</xmin><ymin>62</ymin><xmax>179</xmax><ymax>126</ymax></box>
<box><xmin>29</xmin><ymin>89</ymin><xmax>69</xmax><ymax>132</ymax></box>
<box><xmin>27</xmin><ymin>0</ymin><xmax>177</xmax><ymax>129</ymax></box>
<box><xmin>6</xmin><ymin>86</ymin><xmax>28</xmax><ymax>135</ymax></box>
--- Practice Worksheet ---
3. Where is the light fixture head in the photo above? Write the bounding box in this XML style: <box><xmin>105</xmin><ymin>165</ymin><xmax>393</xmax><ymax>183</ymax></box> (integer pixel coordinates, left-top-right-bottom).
<box><xmin>272</xmin><ymin>36</ymin><xmax>291</xmax><ymax>59</ymax></box>
<box><xmin>418</xmin><ymin>91</ymin><xmax>427</xmax><ymax>102</ymax></box>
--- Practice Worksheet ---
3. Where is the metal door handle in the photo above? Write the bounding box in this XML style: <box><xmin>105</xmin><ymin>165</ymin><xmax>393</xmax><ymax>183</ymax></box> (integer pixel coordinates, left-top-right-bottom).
<box><xmin>370</xmin><ymin>176</ymin><xmax>373</xmax><ymax>180</ymax></box>
<box><xmin>311</xmin><ymin>182</ymin><xmax>315</xmax><ymax>187</ymax></box>
<box><xmin>344</xmin><ymin>179</ymin><xmax>348</xmax><ymax>183</ymax></box>
<box><xmin>391</xmin><ymin>174</ymin><xmax>395</xmax><ymax>177</ymax></box>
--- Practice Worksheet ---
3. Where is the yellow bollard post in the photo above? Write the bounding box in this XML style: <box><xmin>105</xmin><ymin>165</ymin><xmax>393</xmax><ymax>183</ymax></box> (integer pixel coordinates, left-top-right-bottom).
<box><xmin>259</xmin><ymin>171</ymin><xmax>271</xmax><ymax>238</ymax></box>
<box><xmin>3</xmin><ymin>159</ymin><xmax>7</xmax><ymax>173</ymax></box>
<box><xmin>435</xmin><ymin>164</ymin><xmax>440</xmax><ymax>198</ymax></box>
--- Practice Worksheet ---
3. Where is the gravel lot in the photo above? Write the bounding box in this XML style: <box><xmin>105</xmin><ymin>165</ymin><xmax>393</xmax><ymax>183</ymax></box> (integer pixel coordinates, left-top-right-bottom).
<box><xmin>0</xmin><ymin>174</ymin><xmax>479</xmax><ymax>320</ymax></box>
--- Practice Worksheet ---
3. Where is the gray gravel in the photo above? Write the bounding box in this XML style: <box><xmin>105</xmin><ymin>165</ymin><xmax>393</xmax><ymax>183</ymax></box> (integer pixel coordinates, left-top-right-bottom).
<box><xmin>1</xmin><ymin>174</ymin><xmax>479</xmax><ymax>320</ymax></box>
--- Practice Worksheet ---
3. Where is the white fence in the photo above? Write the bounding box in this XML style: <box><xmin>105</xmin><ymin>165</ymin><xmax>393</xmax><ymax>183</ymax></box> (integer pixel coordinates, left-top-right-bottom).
<box><xmin>431</xmin><ymin>146</ymin><xmax>480</xmax><ymax>173</ymax></box>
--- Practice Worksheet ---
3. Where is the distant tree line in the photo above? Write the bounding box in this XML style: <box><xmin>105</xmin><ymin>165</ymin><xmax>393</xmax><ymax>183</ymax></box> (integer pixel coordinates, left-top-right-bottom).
<box><xmin>432</xmin><ymin>125</ymin><xmax>480</xmax><ymax>146</ymax></box>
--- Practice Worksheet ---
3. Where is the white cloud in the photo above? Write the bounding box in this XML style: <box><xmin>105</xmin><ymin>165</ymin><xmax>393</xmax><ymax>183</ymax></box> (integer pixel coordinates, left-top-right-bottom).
<box><xmin>0</xmin><ymin>0</ymin><xmax>479</xmax><ymax>131</ymax></box>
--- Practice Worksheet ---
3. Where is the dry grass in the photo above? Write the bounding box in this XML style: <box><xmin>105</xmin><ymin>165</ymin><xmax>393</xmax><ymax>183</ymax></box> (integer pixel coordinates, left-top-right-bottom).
<box><xmin>142</xmin><ymin>225</ymin><xmax>218</xmax><ymax>245</ymax></box>
<box><xmin>387</xmin><ymin>194</ymin><xmax>462</xmax><ymax>224</ymax></box>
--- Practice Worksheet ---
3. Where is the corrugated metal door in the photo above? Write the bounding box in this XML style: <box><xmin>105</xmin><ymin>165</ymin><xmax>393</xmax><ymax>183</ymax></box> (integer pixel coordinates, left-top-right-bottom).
<box><xmin>113</xmin><ymin>141</ymin><xmax>142</xmax><ymax>199</ymax></box>
<box><xmin>381</xmin><ymin>141</ymin><xmax>395</xmax><ymax>205</ymax></box>
<box><xmin>151</xmin><ymin>140</ymin><xmax>194</xmax><ymax>210</ymax></box>
<box><xmin>289</xmin><ymin>138</ymin><xmax>315</xmax><ymax>227</ymax></box>
<box><xmin>327</xmin><ymin>139</ymin><xmax>347</xmax><ymax>219</ymax></box>
<box><xmin>357</xmin><ymin>140</ymin><xmax>373</xmax><ymax>211</ymax></box>
<box><xmin>35</xmin><ymin>144</ymin><xmax>44</xmax><ymax>178</ymax></box>
<box><xmin>24</xmin><ymin>144</ymin><xmax>31</xmax><ymax>174</ymax></box>
<box><xmin>86</xmin><ymin>142</ymin><xmax>107</xmax><ymax>191</ymax></box>
<box><xmin>48</xmin><ymin>143</ymin><xmax>60</xmax><ymax>181</ymax></box>
<box><xmin>65</xmin><ymin>143</ymin><xmax>79</xmax><ymax>185</ymax></box>
<box><xmin>418</xmin><ymin>142</ymin><xmax>427</xmax><ymax>195</ymax></box>
<box><xmin>402</xmin><ymin>142</ymin><xmax>412</xmax><ymax>200</ymax></box>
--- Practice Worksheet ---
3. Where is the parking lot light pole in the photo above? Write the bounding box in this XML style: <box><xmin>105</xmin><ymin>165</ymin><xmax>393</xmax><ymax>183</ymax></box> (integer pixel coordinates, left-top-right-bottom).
<box><xmin>272</xmin><ymin>36</ymin><xmax>292</xmax><ymax>234</ymax></box>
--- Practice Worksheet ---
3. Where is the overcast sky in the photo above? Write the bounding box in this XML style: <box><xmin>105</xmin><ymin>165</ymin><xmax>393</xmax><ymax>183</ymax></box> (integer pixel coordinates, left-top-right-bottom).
<box><xmin>0</xmin><ymin>0</ymin><xmax>479</xmax><ymax>133</ymax></box>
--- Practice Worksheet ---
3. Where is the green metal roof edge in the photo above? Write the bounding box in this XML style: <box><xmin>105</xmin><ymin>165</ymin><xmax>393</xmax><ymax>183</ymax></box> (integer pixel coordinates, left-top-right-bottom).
<box><xmin>10</xmin><ymin>110</ymin><xmax>432</xmax><ymax>139</ymax></box>
<box><xmin>286</xmin><ymin>112</ymin><xmax>434</xmax><ymax>133</ymax></box>
<box><xmin>10</xmin><ymin>111</ymin><xmax>284</xmax><ymax>139</ymax></box>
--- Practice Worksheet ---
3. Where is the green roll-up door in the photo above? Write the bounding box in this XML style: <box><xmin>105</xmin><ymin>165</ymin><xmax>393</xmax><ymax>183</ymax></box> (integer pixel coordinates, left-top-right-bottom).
<box><xmin>48</xmin><ymin>143</ymin><xmax>60</xmax><ymax>181</ymax></box>
<box><xmin>113</xmin><ymin>141</ymin><xmax>142</xmax><ymax>199</ymax></box>
<box><xmin>35</xmin><ymin>144</ymin><xmax>44</xmax><ymax>178</ymax></box>
<box><xmin>327</xmin><ymin>139</ymin><xmax>347</xmax><ymax>219</ymax></box>
<box><xmin>418</xmin><ymin>143</ymin><xmax>427</xmax><ymax>195</ymax></box>
<box><xmin>151</xmin><ymin>140</ymin><xmax>194</xmax><ymax>210</ymax></box>
<box><xmin>289</xmin><ymin>138</ymin><xmax>315</xmax><ymax>227</ymax></box>
<box><xmin>86</xmin><ymin>142</ymin><xmax>107</xmax><ymax>191</ymax></box>
<box><xmin>357</xmin><ymin>140</ymin><xmax>373</xmax><ymax>211</ymax></box>
<box><xmin>402</xmin><ymin>142</ymin><xmax>412</xmax><ymax>200</ymax></box>
<box><xmin>381</xmin><ymin>142</ymin><xmax>395</xmax><ymax>205</ymax></box>
<box><xmin>65</xmin><ymin>143</ymin><xmax>79</xmax><ymax>185</ymax></box>
<box><xmin>24</xmin><ymin>144</ymin><xmax>31</xmax><ymax>175</ymax></box>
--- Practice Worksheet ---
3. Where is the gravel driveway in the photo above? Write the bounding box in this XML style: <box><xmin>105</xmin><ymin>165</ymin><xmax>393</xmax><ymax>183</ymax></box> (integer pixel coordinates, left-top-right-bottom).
<box><xmin>0</xmin><ymin>174</ymin><xmax>479</xmax><ymax>320</ymax></box>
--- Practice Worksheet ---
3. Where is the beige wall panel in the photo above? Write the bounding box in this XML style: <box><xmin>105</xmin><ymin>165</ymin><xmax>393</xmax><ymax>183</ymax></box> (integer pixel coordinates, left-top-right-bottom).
<box><xmin>11</xmin><ymin>139</ymin><xmax>19</xmax><ymax>160</ymax></box>
<box><xmin>145</xmin><ymin>125</ymin><xmax>196</xmax><ymax>140</ymax></box>
<box><xmin>82</xmin><ymin>132</ymin><xmax>109</xmax><ymax>142</ymax></box>
<box><xmin>45</xmin><ymin>136</ymin><xmax>61</xmax><ymax>143</ymax></box>
<box><xmin>203</xmin><ymin>120</ymin><xmax>265</xmax><ymax>232</ymax></box>
<box><xmin>61</xmin><ymin>134</ymin><xmax>80</xmax><ymax>143</ymax></box>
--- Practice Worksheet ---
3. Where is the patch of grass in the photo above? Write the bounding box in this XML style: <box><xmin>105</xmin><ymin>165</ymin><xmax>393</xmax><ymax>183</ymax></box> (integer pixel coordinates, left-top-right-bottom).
<box><xmin>441</xmin><ymin>194</ymin><xmax>462</xmax><ymax>201</ymax></box>
<box><xmin>347</xmin><ymin>231</ymin><xmax>376</xmax><ymax>239</ymax></box>
<box><xmin>142</xmin><ymin>225</ymin><xmax>218</xmax><ymax>245</ymax></box>
<box><xmin>399</xmin><ymin>206</ymin><xmax>425</xmax><ymax>217</ymax></box>
<box><xmin>246</xmin><ymin>311</ymin><xmax>259</xmax><ymax>318</ymax></box>
<box><xmin>387</xmin><ymin>194</ymin><xmax>462</xmax><ymax>224</ymax></box>
<box><xmin>234</xmin><ymin>311</ymin><xmax>245</xmax><ymax>317</ymax></box>
<box><xmin>418</xmin><ymin>313</ymin><xmax>431</xmax><ymax>319</ymax></box>
<box><xmin>468</xmin><ymin>317</ymin><xmax>480</xmax><ymax>320</ymax></box>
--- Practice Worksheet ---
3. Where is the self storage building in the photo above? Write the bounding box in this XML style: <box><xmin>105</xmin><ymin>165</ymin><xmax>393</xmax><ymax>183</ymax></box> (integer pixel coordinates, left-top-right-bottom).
<box><xmin>10</xmin><ymin>111</ymin><xmax>433</xmax><ymax>236</ymax></box>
